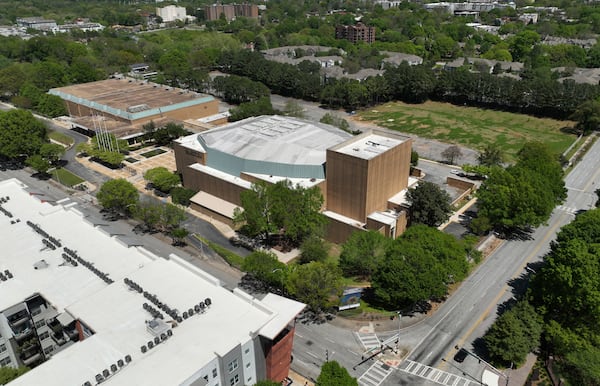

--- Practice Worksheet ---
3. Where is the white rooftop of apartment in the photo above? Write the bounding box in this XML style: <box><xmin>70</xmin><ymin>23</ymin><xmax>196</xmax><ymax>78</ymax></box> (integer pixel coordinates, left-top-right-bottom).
<box><xmin>334</xmin><ymin>133</ymin><xmax>407</xmax><ymax>160</ymax></box>
<box><xmin>181</xmin><ymin>115</ymin><xmax>352</xmax><ymax>166</ymax></box>
<box><xmin>0</xmin><ymin>178</ymin><xmax>304</xmax><ymax>386</ymax></box>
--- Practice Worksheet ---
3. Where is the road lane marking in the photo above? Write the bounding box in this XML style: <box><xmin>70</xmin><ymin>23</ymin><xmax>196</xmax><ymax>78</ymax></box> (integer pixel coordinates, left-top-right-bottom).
<box><xmin>307</xmin><ymin>352</ymin><xmax>319</xmax><ymax>359</ymax></box>
<box><xmin>439</xmin><ymin>211</ymin><xmax>569</xmax><ymax>369</ymax></box>
<box><xmin>295</xmin><ymin>333</ymin><xmax>304</xmax><ymax>338</ymax></box>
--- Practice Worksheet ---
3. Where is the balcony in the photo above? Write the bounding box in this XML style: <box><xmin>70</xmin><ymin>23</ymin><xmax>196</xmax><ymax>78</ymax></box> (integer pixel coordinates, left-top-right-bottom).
<box><xmin>22</xmin><ymin>352</ymin><xmax>41</xmax><ymax>366</ymax></box>
<box><xmin>8</xmin><ymin>311</ymin><xmax>30</xmax><ymax>327</ymax></box>
<box><xmin>13</xmin><ymin>326</ymin><xmax>34</xmax><ymax>340</ymax></box>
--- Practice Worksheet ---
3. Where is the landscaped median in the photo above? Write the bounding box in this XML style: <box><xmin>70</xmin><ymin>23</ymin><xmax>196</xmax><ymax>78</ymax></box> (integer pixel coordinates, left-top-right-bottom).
<box><xmin>50</xmin><ymin>168</ymin><xmax>84</xmax><ymax>188</ymax></box>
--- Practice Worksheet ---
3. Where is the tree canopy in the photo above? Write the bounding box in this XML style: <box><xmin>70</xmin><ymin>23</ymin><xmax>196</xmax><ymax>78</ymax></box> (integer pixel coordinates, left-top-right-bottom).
<box><xmin>286</xmin><ymin>261</ymin><xmax>343</xmax><ymax>312</ymax></box>
<box><xmin>477</xmin><ymin>142</ymin><xmax>565</xmax><ymax>231</ymax></box>
<box><xmin>371</xmin><ymin>225</ymin><xmax>469</xmax><ymax>308</ymax></box>
<box><xmin>97</xmin><ymin>179</ymin><xmax>139</xmax><ymax>217</ymax></box>
<box><xmin>0</xmin><ymin>109</ymin><xmax>47</xmax><ymax>159</ymax></box>
<box><xmin>406</xmin><ymin>181</ymin><xmax>452</xmax><ymax>227</ymax></box>
<box><xmin>242</xmin><ymin>250</ymin><xmax>287</xmax><ymax>290</ymax></box>
<box><xmin>484</xmin><ymin>301</ymin><xmax>543</xmax><ymax>367</ymax></box>
<box><xmin>144</xmin><ymin>167</ymin><xmax>180</xmax><ymax>193</ymax></box>
<box><xmin>339</xmin><ymin>230</ymin><xmax>389</xmax><ymax>278</ymax></box>
<box><xmin>316</xmin><ymin>361</ymin><xmax>358</xmax><ymax>386</ymax></box>
<box><xmin>234</xmin><ymin>180</ymin><xmax>326</xmax><ymax>246</ymax></box>
<box><xmin>529</xmin><ymin>208</ymin><xmax>600</xmax><ymax>385</ymax></box>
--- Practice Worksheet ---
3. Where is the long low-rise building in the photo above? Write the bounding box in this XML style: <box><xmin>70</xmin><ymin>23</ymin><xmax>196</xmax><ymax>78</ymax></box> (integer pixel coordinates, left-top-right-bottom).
<box><xmin>0</xmin><ymin>178</ymin><xmax>304</xmax><ymax>385</ymax></box>
<box><xmin>174</xmin><ymin>115</ymin><xmax>416</xmax><ymax>243</ymax></box>
<box><xmin>49</xmin><ymin>78</ymin><xmax>219</xmax><ymax>140</ymax></box>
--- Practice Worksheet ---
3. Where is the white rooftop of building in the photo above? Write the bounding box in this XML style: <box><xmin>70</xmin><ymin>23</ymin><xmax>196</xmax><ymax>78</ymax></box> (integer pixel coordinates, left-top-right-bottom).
<box><xmin>334</xmin><ymin>133</ymin><xmax>406</xmax><ymax>160</ymax></box>
<box><xmin>196</xmin><ymin>115</ymin><xmax>352</xmax><ymax>166</ymax></box>
<box><xmin>0</xmin><ymin>178</ymin><xmax>304</xmax><ymax>386</ymax></box>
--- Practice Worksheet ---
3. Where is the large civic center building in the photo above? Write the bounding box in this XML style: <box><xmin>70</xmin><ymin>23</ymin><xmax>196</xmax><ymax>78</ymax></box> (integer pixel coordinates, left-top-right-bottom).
<box><xmin>174</xmin><ymin>115</ymin><xmax>415</xmax><ymax>243</ymax></box>
<box><xmin>0</xmin><ymin>178</ymin><xmax>304</xmax><ymax>385</ymax></box>
<box><xmin>49</xmin><ymin>78</ymin><xmax>221</xmax><ymax>140</ymax></box>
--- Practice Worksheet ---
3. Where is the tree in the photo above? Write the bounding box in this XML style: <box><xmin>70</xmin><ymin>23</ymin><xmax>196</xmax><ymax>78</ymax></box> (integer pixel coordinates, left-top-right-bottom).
<box><xmin>242</xmin><ymin>250</ymin><xmax>287</xmax><ymax>289</ymax></box>
<box><xmin>39</xmin><ymin>143</ymin><xmax>65</xmax><ymax>165</ymax></box>
<box><xmin>144</xmin><ymin>167</ymin><xmax>180</xmax><ymax>193</ymax></box>
<box><xmin>484</xmin><ymin>301</ymin><xmax>543</xmax><ymax>367</ymax></box>
<box><xmin>299</xmin><ymin>234</ymin><xmax>329</xmax><ymax>264</ymax></box>
<box><xmin>478</xmin><ymin>143</ymin><xmax>504</xmax><ymax>167</ymax></box>
<box><xmin>407</xmin><ymin>181</ymin><xmax>452</xmax><ymax>227</ymax></box>
<box><xmin>316</xmin><ymin>361</ymin><xmax>358</xmax><ymax>386</ymax></box>
<box><xmin>371</xmin><ymin>225</ymin><xmax>468</xmax><ymax>308</ymax></box>
<box><xmin>441</xmin><ymin>145</ymin><xmax>463</xmax><ymax>165</ymax></box>
<box><xmin>0</xmin><ymin>366</ymin><xmax>29</xmax><ymax>384</ymax></box>
<box><xmin>339</xmin><ymin>231</ymin><xmax>389</xmax><ymax>278</ymax></box>
<box><xmin>477</xmin><ymin>167</ymin><xmax>556</xmax><ymax>230</ymax></box>
<box><xmin>286</xmin><ymin>261</ymin><xmax>343</xmax><ymax>312</ymax></box>
<box><xmin>410</xmin><ymin>150</ymin><xmax>419</xmax><ymax>167</ymax></box>
<box><xmin>255</xmin><ymin>381</ymin><xmax>280</xmax><ymax>386</ymax></box>
<box><xmin>229</xmin><ymin>96</ymin><xmax>276</xmax><ymax>121</ymax></box>
<box><xmin>0</xmin><ymin>109</ymin><xmax>47</xmax><ymax>159</ymax></box>
<box><xmin>234</xmin><ymin>180</ymin><xmax>326</xmax><ymax>246</ymax></box>
<box><xmin>171</xmin><ymin>187</ymin><xmax>196</xmax><ymax>206</ymax></box>
<box><xmin>97</xmin><ymin>179</ymin><xmax>139</xmax><ymax>217</ymax></box>
<box><xmin>133</xmin><ymin>202</ymin><xmax>163</xmax><ymax>232</ymax></box>
<box><xmin>26</xmin><ymin>154</ymin><xmax>51</xmax><ymax>174</ymax></box>
<box><xmin>169</xmin><ymin>227</ymin><xmax>189</xmax><ymax>246</ymax></box>
<box><xmin>158</xmin><ymin>203</ymin><xmax>186</xmax><ymax>232</ymax></box>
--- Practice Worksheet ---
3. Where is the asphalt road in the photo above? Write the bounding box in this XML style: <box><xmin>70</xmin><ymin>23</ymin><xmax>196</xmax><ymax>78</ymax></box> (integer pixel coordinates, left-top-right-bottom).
<box><xmin>384</xmin><ymin>138</ymin><xmax>600</xmax><ymax>385</ymax></box>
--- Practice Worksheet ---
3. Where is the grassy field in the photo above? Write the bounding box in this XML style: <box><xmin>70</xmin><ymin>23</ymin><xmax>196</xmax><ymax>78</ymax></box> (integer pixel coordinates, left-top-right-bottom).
<box><xmin>48</xmin><ymin>131</ymin><xmax>74</xmax><ymax>146</ymax></box>
<box><xmin>356</xmin><ymin>101</ymin><xmax>577</xmax><ymax>160</ymax></box>
<box><xmin>51</xmin><ymin>168</ymin><xmax>84</xmax><ymax>187</ymax></box>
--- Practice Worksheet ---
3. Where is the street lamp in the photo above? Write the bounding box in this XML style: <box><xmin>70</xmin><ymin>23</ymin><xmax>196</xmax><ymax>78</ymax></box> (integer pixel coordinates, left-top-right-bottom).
<box><xmin>395</xmin><ymin>311</ymin><xmax>402</xmax><ymax>354</ymax></box>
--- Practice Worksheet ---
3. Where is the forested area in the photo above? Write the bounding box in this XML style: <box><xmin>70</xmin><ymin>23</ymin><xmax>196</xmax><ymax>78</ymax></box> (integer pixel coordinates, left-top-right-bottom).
<box><xmin>2</xmin><ymin>0</ymin><xmax>600</xmax><ymax>122</ymax></box>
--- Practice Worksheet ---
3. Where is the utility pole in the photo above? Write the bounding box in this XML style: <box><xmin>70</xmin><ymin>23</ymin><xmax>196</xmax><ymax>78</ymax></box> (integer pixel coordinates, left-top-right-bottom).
<box><xmin>325</xmin><ymin>349</ymin><xmax>329</xmax><ymax>362</ymax></box>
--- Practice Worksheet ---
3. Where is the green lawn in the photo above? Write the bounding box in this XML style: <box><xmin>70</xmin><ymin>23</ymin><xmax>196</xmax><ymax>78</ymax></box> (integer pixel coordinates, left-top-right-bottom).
<box><xmin>51</xmin><ymin>168</ymin><xmax>84</xmax><ymax>187</ymax></box>
<box><xmin>356</xmin><ymin>101</ymin><xmax>577</xmax><ymax>161</ymax></box>
<box><xmin>48</xmin><ymin>131</ymin><xmax>74</xmax><ymax>146</ymax></box>
<box><xmin>194</xmin><ymin>235</ymin><xmax>244</xmax><ymax>269</ymax></box>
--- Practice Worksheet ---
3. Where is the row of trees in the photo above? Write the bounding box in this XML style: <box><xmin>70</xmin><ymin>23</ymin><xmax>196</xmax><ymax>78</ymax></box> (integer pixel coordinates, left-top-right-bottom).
<box><xmin>96</xmin><ymin>179</ymin><xmax>189</xmax><ymax>244</ymax></box>
<box><xmin>483</xmin><ymin>207</ymin><xmax>600</xmax><ymax>385</ymax></box>
<box><xmin>243</xmin><ymin>224</ymin><xmax>476</xmax><ymax>312</ymax></box>
<box><xmin>476</xmin><ymin>142</ymin><xmax>566</xmax><ymax>232</ymax></box>
<box><xmin>218</xmin><ymin>50</ymin><xmax>600</xmax><ymax>120</ymax></box>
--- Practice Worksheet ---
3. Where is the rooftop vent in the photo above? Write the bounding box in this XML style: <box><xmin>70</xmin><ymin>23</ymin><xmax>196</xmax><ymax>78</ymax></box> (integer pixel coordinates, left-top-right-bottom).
<box><xmin>34</xmin><ymin>260</ymin><xmax>49</xmax><ymax>270</ymax></box>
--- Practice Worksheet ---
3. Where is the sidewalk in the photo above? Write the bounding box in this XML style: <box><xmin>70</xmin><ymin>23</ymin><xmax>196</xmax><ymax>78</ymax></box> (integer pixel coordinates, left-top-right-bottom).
<box><xmin>288</xmin><ymin>369</ymin><xmax>315</xmax><ymax>386</ymax></box>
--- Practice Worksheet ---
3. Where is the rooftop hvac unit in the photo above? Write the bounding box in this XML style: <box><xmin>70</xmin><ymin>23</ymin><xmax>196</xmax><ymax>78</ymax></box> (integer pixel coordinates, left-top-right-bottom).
<box><xmin>205</xmin><ymin>298</ymin><xmax>212</xmax><ymax>306</ymax></box>
<box><xmin>141</xmin><ymin>345</ymin><xmax>147</xmax><ymax>353</ymax></box>
<box><xmin>154</xmin><ymin>337</ymin><xmax>160</xmax><ymax>345</ymax></box>
<box><xmin>83</xmin><ymin>382</ymin><xmax>92</xmax><ymax>386</ymax></box>
<box><xmin>188</xmin><ymin>308</ymin><xmax>194</xmax><ymax>316</ymax></box>
<box><xmin>118</xmin><ymin>359</ymin><xmax>124</xmax><ymax>368</ymax></box>
<box><xmin>167</xmin><ymin>330</ymin><xmax>173</xmax><ymax>337</ymax></box>
<box><xmin>111</xmin><ymin>364</ymin><xmax>117</xmax><ymax>373</ymax></box>
<box><xmin>95</xmin><ymin>374</ymin><xmax>104</xmax><ymax>382</ymax></box>
<box><xmin>102</xmin><ymin>369</ymin><xmax>109</xmax><ymax>378</ymax></box>
<box><xmin>125</xmin><ymin>355</ymin><xmax>132</xmax><ymax>363</ymax></box>
<box><xmin>148</xmin><ymin>341</ymin><xmax>154</xmax><ymax>349</ymax></box>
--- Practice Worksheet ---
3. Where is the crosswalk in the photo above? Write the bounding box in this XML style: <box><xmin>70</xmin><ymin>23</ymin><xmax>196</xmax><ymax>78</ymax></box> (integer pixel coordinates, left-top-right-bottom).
<box><xmin>398</xmin><ymin>360</ymin><xmax>481</xmax><ymax>386</ymax></box>
<box><xmin>555</xmin><ymin>205</ymin><xmax>579</xmax><ymax>215</ymax></box>
<box><xmin>355</xmin><ymin>331</ymin><xmax>381</xmax><ymax>351</ymax></box>
<box><xmin>358</xmin><ymin>360</ymin><xmax>394</xmax><ymax>386</ymax></box>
